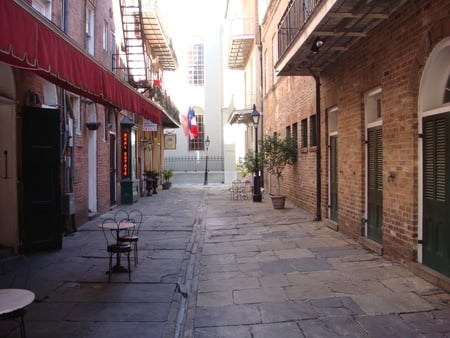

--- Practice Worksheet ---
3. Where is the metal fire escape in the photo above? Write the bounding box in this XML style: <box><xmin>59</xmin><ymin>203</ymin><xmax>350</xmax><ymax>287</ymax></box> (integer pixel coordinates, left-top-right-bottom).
<box><xmin>119</xmin><ymin>0</ymin><xmax>151</xmax><ymax>90</ymax></box>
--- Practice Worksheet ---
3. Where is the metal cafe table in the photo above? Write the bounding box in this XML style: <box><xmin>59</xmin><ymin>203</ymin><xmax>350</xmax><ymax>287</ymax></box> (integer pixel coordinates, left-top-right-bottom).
<box><xmin>0</xmin><ymin>288</ymin><xmax>35</xmax><ymax>338</ymax></box>
<box><xmin>99</xmin><ymin>220</ymin><xmax>135</xmax><ymax>274</ymax></box>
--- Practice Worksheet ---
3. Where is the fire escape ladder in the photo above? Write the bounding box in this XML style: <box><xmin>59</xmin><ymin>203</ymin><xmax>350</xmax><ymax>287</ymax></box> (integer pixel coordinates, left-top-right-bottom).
<box><xmin>119</xmin><ymin>0</ymin><xmax>151</xmax><ymax>90</ymax></box>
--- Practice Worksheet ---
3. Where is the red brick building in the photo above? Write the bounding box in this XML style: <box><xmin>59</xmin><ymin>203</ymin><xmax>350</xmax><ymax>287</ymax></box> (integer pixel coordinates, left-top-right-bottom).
<box><xmin>261</xmin><ymin>0</ymin><xmax>450</xmax><ymax>290</ymax></box>
<box><xmin>0</xmin><ymin>0</ymin><xmax>178</xmax><ymax>253</ymax></box>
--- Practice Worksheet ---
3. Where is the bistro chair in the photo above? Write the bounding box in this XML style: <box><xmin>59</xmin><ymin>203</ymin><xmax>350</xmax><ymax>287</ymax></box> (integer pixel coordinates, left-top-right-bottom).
<box><xmin>117</xmin><ymin>210</ymin><xmax>143</xmax><ymax>266</ymax></box>
<box><xmin>100</xmin><ymin>218</ymin><xmax>132</xmax><ymax>281</ymax></box>
<box><xmin>114</xmin><ymin>209</ymin><xmax>129</xmax><ymax>224</ymax></box>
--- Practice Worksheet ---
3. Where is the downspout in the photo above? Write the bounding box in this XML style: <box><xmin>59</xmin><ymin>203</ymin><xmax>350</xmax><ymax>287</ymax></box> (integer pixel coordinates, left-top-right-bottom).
<box><xmin>310</xmin><ymin>70</ymin><xmax>321</xmax><ymax>221</ymax></box>
<box><xmin>257</xmin><ymin>24</ymin><xmax>264</xmax><ymax>188</ymax></box>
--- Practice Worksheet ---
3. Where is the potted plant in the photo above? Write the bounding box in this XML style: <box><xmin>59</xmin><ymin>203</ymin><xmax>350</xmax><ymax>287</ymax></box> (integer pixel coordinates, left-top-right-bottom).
<box><xmin>260</xmin><ymin>134</ymin><xmax>297</xmax><ymax>209</ymax></box>
<box><xmin>162</xmin><ymin>169</ymin><xmax>174</xmax><ymax>190</ymax></box>
<box><xmin>145</xmin><ymin>169</ymin><xmax>159</xmax><ymax>195</ymax></box>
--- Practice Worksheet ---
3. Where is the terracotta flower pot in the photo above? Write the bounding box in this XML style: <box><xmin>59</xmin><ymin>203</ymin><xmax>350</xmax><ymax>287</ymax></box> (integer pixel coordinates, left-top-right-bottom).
<box><xmin>270</xmin><ymin>195</ymin><xmax>286</xmax><ymax>209</ymax></box>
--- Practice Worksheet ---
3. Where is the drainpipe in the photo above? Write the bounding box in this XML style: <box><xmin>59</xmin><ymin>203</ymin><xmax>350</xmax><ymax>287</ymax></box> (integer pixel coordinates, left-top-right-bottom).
<box><xmin>257</xmin><ymin>24</ymin><xmax>264</xmax><ymax>188</ymax></box>
<box><xmin>310</xmin><ymin>70</ymin><xmax>321</xmax><ymax>221</ymax></box>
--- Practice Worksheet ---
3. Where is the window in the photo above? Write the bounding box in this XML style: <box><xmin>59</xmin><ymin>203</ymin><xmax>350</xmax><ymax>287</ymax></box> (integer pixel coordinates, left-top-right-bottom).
<box><xmin>85</xmin><ymin>7</ymin><xmax>94</xmax><ymax>54</ymax></box>
<box><xmin>272</xmin><ymin>33</ymin><xmax>277</xmax><ymax>85</ymax></box>
<box><xmin>111</xmin><ymin>32</ymin><xmax>117</xmax><ymax>72</ymax></box>
<box><xmin>310</xmin><ymin>115</ymin><xmax>317</xmax><ymax>147</ymax></box>
<box><xmin>103</xmin><ymin>21</ymin><xmax>108</xmax><ymax>51</ymax></box>
<box><xmin>376</xmin><ymin>98</ymin><xmax>382</xmax><ymax>119</ymax></box>
<box><xmin>444</xmin><ymin>75</ymin><xmax>450</xmax><ymax>103</ymax></box>
<box><xmin>365</xmin><ymin>87</ymin><xmax>382</xmax><ymax>124</ymax></box>
<box><xmin>292</xmin><ymin>122</ymin><xmax>298</xmax><ymax>148</ymax></box>
<box><xmin>286</xmin><ymin>125</ymin><xmax>291</xmax><ymax>138</ymax></box>
<box><xmin>32</xmin><ymin>0</ymin><xmax>52</xmax><ymax>19</ymax></box>
<box><xmin>301</xmin><ymin>118</ymin><xmax>308</xmax><ymax>148</ymax></box>
<box><xmin>188</xmin><ymin>115</ymin><xmax>205</xmax><ymax>150</ymax></box>
<box><xmin>187</xmin><ymin>42</ymin><xmax>204</xmax><ymax>86</ymax></box>
<box><xmin>264</xmin><ymin>49</ymin><xmax>268</xmax><ymax>94</ymax></box>
<box><xmin>66</xmin><ymin>94</ymin><xmax>81</xmax><ymax>135</ymax></box>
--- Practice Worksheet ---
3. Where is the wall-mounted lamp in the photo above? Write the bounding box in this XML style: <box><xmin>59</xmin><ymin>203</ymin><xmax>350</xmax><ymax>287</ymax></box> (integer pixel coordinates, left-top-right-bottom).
<box><xmin>388</xmin><ymin>171</ymin><xmax>396</xmax><ymax>182</ymax></box>
<box><xmin>311</xmin><ymin>37</ymin><xmax>324</xmax><ymax>53</ymax></box>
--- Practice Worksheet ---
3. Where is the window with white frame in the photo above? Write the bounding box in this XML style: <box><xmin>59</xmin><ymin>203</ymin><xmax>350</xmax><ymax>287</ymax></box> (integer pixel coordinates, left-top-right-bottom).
<box><xmin>111</xmin><ymin>32</ymin><xmax>117</xmax><ymax>72</ymax></box>
<box><xmin>32</xmin><ymin>0</ymin><xmax>52</xmax><ymax>19</ymax></box>
<box><xmin>66</xmin><ymin>94</ymin><xmax>81</xmax><ymax>135</ymax></box>
<box><xmin>264</xmin><ymin>49</ymin><xmax>269</xmax><ymax>94</ymax></box>
<box><xmin>365</xmin><ymin>87</ymin><xmax>382</xmax><ymax>124</ymax></box>
<box><xmin>272</xmin><ymin>33</ymin><xmax>277</xmax><ymax>86</ymax></box>
<box><xmin>103</xmin><ymin>21</ymin><xmax>108</xmax><ymax>51</ymax></box>
<box><xmin>85</xmin><ymin>6</ymin><xmax>95</xmax><ymax>55</ymax></box>
<box><xmin>187</xmin><ymin>41</ymin><xmax>204</xmax><ymax>86</ymax></box>
<box><xmin>188</xmin><ymin>115</ymin><xmax>205</xmax><ymax>151</ymax></box>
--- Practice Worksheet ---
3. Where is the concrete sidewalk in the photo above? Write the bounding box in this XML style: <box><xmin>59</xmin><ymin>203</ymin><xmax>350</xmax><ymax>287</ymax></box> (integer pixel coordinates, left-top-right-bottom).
<box><xmin>1</xmin><ymin>184</ymin><xmax>450</xmax><ymax>337</ymax></box>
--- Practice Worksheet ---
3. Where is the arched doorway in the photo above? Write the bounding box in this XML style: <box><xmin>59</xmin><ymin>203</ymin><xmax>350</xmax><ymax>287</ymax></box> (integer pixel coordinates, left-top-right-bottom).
<box><xmin>418</xmin><ymin>37</ymin><xmax>450</xmax><ymax>277</ymax></box>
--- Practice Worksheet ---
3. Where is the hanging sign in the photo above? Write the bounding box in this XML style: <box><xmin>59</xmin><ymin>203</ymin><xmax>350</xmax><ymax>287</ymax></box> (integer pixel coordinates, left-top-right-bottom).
<box><xmin>143</xmin><ymin>119</ymin><xmax>157</xmax><ymax>132</ymax></box>
<box><xmin>122</xmin><ymin>131</ymin><xmax>130</xmax><ymax>178</ymax></box>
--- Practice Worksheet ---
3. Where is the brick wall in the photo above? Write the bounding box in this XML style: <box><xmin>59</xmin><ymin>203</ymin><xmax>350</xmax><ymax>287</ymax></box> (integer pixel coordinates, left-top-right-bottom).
<box><xmin>262</xmin><ymin>0</ymin><xmax>450</xmax><ymax>265</ymax></box>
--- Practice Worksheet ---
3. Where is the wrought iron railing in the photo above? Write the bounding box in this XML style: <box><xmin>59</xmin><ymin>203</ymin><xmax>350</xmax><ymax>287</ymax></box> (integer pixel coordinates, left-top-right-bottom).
<box><xmin>278</xmin><ymin>0</ymin><xmax>322</xmax><ymax>59</ymax></box>
<box><xmin>150</xmin><ymin>86</ymin><xmax>180</xmax><ymax>124</ymax></box>
<box><xmin>164</xmin><ymin>155</ymin><xmax>224</xmax><ymax>172</ymax></box>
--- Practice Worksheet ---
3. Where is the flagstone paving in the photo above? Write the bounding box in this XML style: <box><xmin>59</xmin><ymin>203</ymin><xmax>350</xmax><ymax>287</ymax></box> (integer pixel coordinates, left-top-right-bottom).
<box><xmin>185</xmin><ymin>186</ymin><xmax>450</xmax><ymax>338</ymax></box>
<box><xmin>1</xmin><ymin>185</ymin><xmax>449</xmax><ymax>337</ymax></box>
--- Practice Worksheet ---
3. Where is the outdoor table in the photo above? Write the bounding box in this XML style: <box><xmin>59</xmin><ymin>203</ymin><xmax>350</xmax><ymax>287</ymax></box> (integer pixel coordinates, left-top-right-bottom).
<box><xmin>0</xmin><ymin>288</ymin><xmax>35</xmax><ymax>338</ymax></box>
<box><xmin>98</xmin><ymin>221</ymin><xmax>135</xmax><ymax>273</ymax></box>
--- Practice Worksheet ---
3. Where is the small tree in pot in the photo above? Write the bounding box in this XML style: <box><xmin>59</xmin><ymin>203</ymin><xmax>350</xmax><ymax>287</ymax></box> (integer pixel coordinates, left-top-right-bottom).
<box><xmin>260</xmin><ymin>134</ymin><xmax>297</xmax><ymax>208</ymax></box>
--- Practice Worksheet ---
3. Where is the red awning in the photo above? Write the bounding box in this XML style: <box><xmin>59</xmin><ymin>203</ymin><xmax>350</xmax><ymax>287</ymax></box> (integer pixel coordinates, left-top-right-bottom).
<box><xmin>0</xmin><ymin>0</ymin><xmax>162</xmax><ymax>124</ymax></box>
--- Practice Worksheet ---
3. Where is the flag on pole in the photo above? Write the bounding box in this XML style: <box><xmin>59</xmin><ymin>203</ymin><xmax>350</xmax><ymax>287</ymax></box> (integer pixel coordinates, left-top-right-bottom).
<box><xmin>181</xmin><ymin>110</ymin><xmax>189</xmax><ymax>137</ymax></box>
<box><xmin>187</xmin><ymin>107</ymin><xmax>199</xmax><ymax>139</ymax></box>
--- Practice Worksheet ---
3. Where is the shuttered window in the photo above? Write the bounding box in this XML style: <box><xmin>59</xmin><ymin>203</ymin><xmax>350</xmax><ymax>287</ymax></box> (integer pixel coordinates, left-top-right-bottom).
<box><xmin>368</xmin><ymin>127</ymin><xmax>383</xmax><ymax>191</ymax></box>
<box><xmin>423</xmin><ymin>116</ymin><xmax>447</xmax><ymax>202</ymax></box>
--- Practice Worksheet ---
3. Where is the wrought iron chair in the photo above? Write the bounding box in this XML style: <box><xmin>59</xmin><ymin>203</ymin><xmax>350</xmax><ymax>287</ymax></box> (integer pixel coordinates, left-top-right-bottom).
<box><xmin>116</xmin><ymin>210</ymin><xmax>143</xmax><ymax>266</ymax></box>
<box><xmin>100</xmin><ymin>218</ymin><xmax>132</xmax><ymax>281</ymax></box>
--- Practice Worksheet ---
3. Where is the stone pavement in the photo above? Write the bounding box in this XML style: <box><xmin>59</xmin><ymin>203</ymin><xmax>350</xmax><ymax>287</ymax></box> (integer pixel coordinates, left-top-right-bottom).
<box><xmin>184</xmin><ymin>186</ymin><xmax>450</xmax><ymax>338</ymax></box>
<box><xmin>0</xmin><ymin>184</ymin><xmax>450</xmax><ymax>338</ymax></box>
<box><xmin>0</xmin><ymin>185</ymin><xmax>204</xmax><ymax>338</ymax></box>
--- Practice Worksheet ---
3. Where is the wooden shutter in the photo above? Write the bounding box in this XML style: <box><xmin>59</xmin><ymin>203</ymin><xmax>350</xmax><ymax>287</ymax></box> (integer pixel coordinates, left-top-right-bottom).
<box><xmin>368</xmin><ymin>127</ymin><xmax>383</xmax><ymax>192</ymax></box>
<box><xmin>423</xmin><ymin>117</ymin><xmax>446</xmax><ymax>202</ymax></box>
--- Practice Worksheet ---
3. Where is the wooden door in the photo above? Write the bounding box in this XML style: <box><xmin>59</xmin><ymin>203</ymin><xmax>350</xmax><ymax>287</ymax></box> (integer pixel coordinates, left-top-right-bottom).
<box><xmin>110</xmin><ymin>133</ymin><xmax>117</xmax><ymax>206</ymax></box>
<box><xmin>22</xmin><ymin>107</ymin><xmax>62</xmax><ymax>252</ymax></box>
<box><xmin>422</xmin><ymin>112</ymin><xmax>450</xmax><ymax>277</ymax></box>
<box><xmin>329</xmin><ymin>135</ymin><xmax>338</xmax><ymax>222</ymax></box>
<box><xmin>367</xmin><ymin>126</ymin><xmax>383</xmax><ymax>243</ymax></box>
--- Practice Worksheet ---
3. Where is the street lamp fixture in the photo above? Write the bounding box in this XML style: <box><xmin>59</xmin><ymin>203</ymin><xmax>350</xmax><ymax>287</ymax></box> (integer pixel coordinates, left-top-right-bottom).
<box><xmin>251</xmin><ymin>105</ymin><xmax>262</xmax><ymax>202</ymax></box>
<box><xmin>204</xmin><ymin>136</ymin><xmax>210</xmax><ymax>185</ymax></box>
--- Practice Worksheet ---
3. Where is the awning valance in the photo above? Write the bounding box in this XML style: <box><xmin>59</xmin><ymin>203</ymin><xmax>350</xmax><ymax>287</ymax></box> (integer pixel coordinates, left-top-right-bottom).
<box><xmin>0</xmin><ymin>0</ymin><xmax>162</xmax><ymax>124</ymax></box>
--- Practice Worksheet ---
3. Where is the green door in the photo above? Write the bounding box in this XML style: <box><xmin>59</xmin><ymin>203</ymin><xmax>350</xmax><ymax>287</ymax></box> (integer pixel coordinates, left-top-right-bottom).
<box><xmin>367</xmin><ymin>126</ymin><xmax>383</xmax><ymax>243</ymax></box>
<box><xmin>330</xmin><ymin>135</ymin><xmax>338</xmax><ymax>222</ymax></box>
<box><xmin>422</xmin><ymin>112</ymin><xmax>450</xmax><ymax>277</ymax></box>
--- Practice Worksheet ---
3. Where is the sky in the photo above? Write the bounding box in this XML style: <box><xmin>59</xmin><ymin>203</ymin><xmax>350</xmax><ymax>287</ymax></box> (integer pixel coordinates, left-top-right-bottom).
<box><xmin>158</xmin><ymin>0</ymin><xmax>227</xmax><ymax>39</ymax></box>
